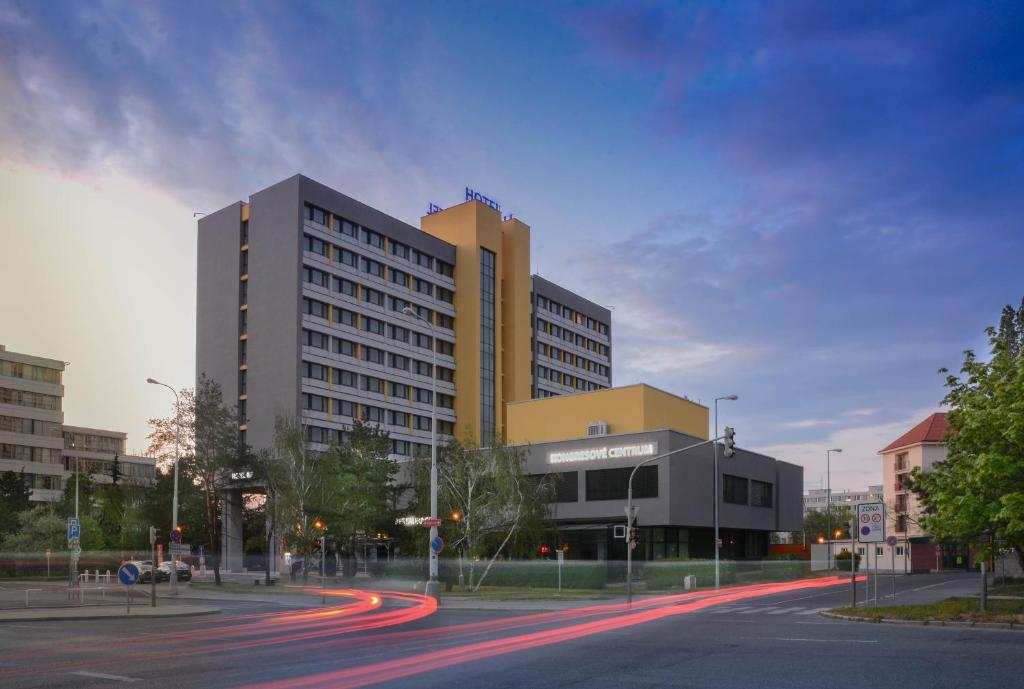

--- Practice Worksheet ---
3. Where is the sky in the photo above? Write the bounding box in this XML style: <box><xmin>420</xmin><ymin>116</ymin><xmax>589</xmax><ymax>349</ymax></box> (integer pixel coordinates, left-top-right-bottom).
<box><xmin>2</xmin><ymin>1</ymin><xmax>1022</xmax><ymax>490</ymax></box>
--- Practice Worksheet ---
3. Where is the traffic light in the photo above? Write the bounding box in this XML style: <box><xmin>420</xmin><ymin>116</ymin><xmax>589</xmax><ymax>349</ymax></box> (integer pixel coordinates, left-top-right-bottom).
<box><xmin>723</xmin><ymin>426</ymin><xmax>736</xmax><ymax>458</ymax></box>
<box><xmin>313</xmin><ymin>519</ymin><xmax>324</xmax><ymax>530</ymax></box>
<box><xmin>628</xmin><ymin>527</ymin><xmax>639</xmax><ymax>551</ymax></box>
<box><xmin>539</xmin><ymin>544</ymin><xmax>550</xmax><ymax>555</ymax></box>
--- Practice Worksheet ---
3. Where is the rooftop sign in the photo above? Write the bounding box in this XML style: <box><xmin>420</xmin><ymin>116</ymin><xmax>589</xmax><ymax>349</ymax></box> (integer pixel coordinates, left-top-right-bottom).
<box><xmin>548</xmin><ymin>442</ymin><xmax>658</xmax><ymax>465</ymax></box>
<box><xmin>465</xmin><ymin>186</ymin><xmax>501</xmax><ymax>212</ymax></box>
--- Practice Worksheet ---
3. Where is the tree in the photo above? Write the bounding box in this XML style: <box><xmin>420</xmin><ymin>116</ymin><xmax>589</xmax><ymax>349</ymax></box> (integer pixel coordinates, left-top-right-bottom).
<box><xmin>0</xmin><ymin>471</ymin><xmax>32</xmax><ymax>541</ymax></box>
<box><xmin>798</xmin><ymin>506</ymin><xmax>854</xmax><ymax>543</ymax></box>
<box><xmin>911</xmin><ymin>298</ymin><xmax>1024</xmax><ymax>568</ymax></box>
<box><xmin>3</xmin><ymin>505</ymin><xmax>104</xmax><ymax>552</ymax></box>
<box><xmin>146</xmin><ymin>374</ymin><xmax>243</xmax><ymax>584</ymax></box>
<box><xmin>412</xmin><ymin>437</ymin><xmax>553</xmax><ymax>590</ymax></box>
<box><xmin>323</xmin><ymin>420</ymin><xmax>398</xmax><ymax>578</ymax></box>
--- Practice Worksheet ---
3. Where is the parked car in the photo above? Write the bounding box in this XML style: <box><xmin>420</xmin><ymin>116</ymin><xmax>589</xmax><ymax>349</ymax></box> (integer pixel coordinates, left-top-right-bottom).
<box><xmin>159</xmin><ymin>560</ymin><xmax>192</xmax><ymax>581</ymax></box>
<box><xmin>132</xmin><ymin>560</ymin><xmax>167</xmax><ymax>583</ymax></box>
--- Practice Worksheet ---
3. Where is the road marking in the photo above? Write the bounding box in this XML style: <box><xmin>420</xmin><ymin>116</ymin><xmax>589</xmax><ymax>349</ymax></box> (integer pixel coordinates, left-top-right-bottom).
<box><xmin>710</xmin><ymin>607</ymin><xmax>740</xmax><ymax>614</ymax></box>
<box><xmin>766</xmin><ymin>606</ymin><xmax>806</xmax><ymax>615</ymax></box>
<box><xmin>774</xmin><ymin>638</ymin><xmax>878</xmax><ymax>644</ymax></box>
<box><xmin>739</xmin><ymin>607</ymin><xmax>767</xmax><ymax>614</ymax></box>
<box><xmin>796</xmin><ymin>607</ymin><xmax>830</xmax><ymax>615</ymax></box>
<box><xmin>70</xmin><ymin>671</ymin><xmax>141</xmax><ymax>682</ymax></box>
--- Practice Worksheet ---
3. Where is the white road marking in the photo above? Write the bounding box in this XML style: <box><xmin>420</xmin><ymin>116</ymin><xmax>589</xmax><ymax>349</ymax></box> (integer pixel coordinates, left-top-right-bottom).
<box><xmin>70</xmin><ymin>671</ymin><xmax>141</xmax><ymax>682</ymax></box>
<box><xmin>796</xmin><ymin>607</ymin><xmax>830</xmax><ymax>615</ymax></box>
<box><xmin>739</xmin><ymin>607</ymin><xmax>768</xmax><ymax>614</ymax></box>
<box><xmin>766</xmin><ymin>606</ymin><xmax>806</xmax><ymax>615</ymax></box>
<box><xmin>774</xmin><ymin>638</ymin><xmax>877</xmax><ymax>644</ymax></box>
<box><xmin>711</xmin><ymin>607</ymin><xmax>740</xmax><ymax>614</ymax></box>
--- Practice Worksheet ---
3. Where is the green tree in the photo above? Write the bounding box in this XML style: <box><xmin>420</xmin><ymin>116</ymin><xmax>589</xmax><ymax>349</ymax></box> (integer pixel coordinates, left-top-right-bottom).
<box><xmin>412</xmin><ymin>437</ymin><xmax>553</xmax><ymax>590</ymax></box>
<box><xmin>799</xmin><ymin>506</ymin><xmax>855</xmax><ymax>544</ymax></box>
<box><xmin>911</xmin><ymin>298</ymin><xmax>1024</xmax><ymax>567</ymax></box>
<box><xmin>0</xmin><ymin>471</ymin><xmax>32</xmax><ymax>541</ymax></box>
<box><xmin>3</xmin><ymin>505</ymin><xmax>104</xmax><ymax>552</ymax></box>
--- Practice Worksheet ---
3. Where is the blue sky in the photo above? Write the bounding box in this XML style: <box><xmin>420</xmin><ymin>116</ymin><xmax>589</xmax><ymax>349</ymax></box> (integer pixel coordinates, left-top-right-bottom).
<box><xmin>1</xmin><ymin>1</ymin><xmax>1022</xmax><ymax>489</ymax></box>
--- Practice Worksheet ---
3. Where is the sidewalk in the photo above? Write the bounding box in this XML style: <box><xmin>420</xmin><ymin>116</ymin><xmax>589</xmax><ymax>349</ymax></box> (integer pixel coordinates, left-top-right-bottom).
<box><xmin>0</xmin><ymin>603</ymin><xmax>220</xmax><ymax>622</ymax></box>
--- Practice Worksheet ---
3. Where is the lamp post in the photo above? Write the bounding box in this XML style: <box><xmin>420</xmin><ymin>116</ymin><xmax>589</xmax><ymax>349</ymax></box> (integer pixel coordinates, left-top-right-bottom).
<box><xmin>148</xmin><ymin>377</ymin><xmax>181</xmax><ymax>595</ymax></box>
<box><xmin>826</xmin><ymin>448</ymin><xmax>842</xmax><ymax>571</ymax></box>
<box><xmin>626</xmin><ymin>433</ymin><xmax>729</xmax><ymax>606</ymax></box>
<box><xmin>403</xmin><ymin>307</ymin><xmax>440</xmax><ymax>600</ymax></box>
<box><xmin>713</xmin><ymin>395</ymin><xmax>738</xmax><ymax>589</ymax></box>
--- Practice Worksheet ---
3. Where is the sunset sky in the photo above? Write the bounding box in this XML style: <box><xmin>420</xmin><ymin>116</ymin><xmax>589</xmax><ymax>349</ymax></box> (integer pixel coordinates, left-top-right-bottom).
<box><xmin>2</xmin><ymin>1</ymin><xmax>1022</xmax><ymax>490</ymax></box>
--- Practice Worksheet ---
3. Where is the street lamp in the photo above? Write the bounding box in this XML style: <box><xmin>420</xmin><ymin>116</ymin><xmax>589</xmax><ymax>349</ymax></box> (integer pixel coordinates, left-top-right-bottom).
<box><xmin>148</xmin><ymin>377</ymin><xmax>181</xmax><ymax>595</ymax></box>
<box><xmin>713</xmin><ymin>394</ymin><xmax>738</xmax><ymax>589</ymax></box>
<box><xmin>402</xmin><ymin>306</ymin><xmax>440</xmax><ymax>601</ymax></box>
<box><xmin>826</xmin><ymin>448</ymin><xmax>842</xmax><ymax>571</ymax></box>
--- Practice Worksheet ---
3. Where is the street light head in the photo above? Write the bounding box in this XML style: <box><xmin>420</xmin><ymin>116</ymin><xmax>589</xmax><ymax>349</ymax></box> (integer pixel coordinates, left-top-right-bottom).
<box><xmin>402</xmin><ymin>306</ymin><xmax>415</xmax><ymax>317</ymax></box>
<box><xmin>724</xmin><ymin>394</ymin><xmax>738</xmax><ymax>401</ymax></box>
<box><xmin>829</xmin><ymin>448</ymin><xmax>843</xmax><ymax>453</ymax></box>
<box><xmin>146</xmin><ymin>378</ymin><xmax>158</xmax><ymax>385</ymax></box>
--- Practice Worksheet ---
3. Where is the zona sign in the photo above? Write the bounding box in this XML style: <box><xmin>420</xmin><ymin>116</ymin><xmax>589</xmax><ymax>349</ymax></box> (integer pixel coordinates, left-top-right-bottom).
<box><xmin>857</xmin><ymin>502</ymin><xmax>885</xmax><ymax>543</ymax></box>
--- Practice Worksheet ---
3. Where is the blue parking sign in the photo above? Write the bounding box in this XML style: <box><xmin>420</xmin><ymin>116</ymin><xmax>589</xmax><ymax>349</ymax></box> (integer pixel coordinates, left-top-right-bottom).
<box><xmin>67</xmin><ymin>517</ymin><xmax>80</xmax><ymax>542</ymax></box>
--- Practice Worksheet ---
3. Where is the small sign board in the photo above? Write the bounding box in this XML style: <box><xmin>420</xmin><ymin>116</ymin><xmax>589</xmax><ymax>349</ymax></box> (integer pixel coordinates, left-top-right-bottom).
<box><xmin>70</xmin><ymin>544</ymin><xmax>82</xmax><ymax>558</ymax></box>
<box><xmin>170</xmin><ymin>529</ymin><xmax>182</xmax><ymax>544</ymax></box>
<box><xmin>430</xmin><ymin>536</ymin><xmax>444</xmax><ymax>555</ymax></box>
<box><xmin>886</xmin><ymin>535</ymin><xmax>898</xmax><ymax>547</ymax></box>
<box><xmin>118</xmin><ymin>562</ymin><xmax>141</xmax><ymax>586</ymax></box>
<box><xmin>422</xmin><ymin>518</ymin><xmax>442</xmax><ymax>527</ymax></box>
<box><xmin>857</xmin><ymin>502</ymin><xmax>885</xmax><ymax>543</ymax></box>
<box><xmin>67</xmin><ymin>517</ymin><xmax>80</xmax><ymax>542</ymax></box>
<box><xmin>169</xmin><ymin>543</ymin><xmax>191</xmax><ymax>556</ymax></box>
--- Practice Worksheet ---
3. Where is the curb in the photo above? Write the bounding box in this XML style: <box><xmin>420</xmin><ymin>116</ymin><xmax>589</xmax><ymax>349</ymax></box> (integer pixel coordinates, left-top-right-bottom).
<box><xmin>0</xmin><ymin>607</ymin><xmax>221</xmax><ymax>622</ymax></box>
<box><xmin>820</xmin><ymin>611</ymin><xmax>1020</xmax><ymax>630</ymax></box>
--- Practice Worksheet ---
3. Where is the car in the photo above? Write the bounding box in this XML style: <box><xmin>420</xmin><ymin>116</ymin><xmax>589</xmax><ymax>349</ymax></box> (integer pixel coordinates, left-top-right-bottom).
<box><xmin>159</xmin><ymin>560</ymin><xmax>192</xmax><ymax>582</ymax></box>
<box><xmin>129</xmin><ymin>560</ymin><xmax>167</xmax><ymax>583</ymax></box>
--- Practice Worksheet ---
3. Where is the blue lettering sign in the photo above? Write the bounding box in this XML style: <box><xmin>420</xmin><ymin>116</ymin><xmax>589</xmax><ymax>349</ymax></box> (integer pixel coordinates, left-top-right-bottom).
<box><xmin>465</xmin><ymin>186</ymin><xmax>501</xmax><ymax>212</ymax></box>
<box><xmin>427</xmin><ymin>202</ymin><xmax>443</xmax><ymax>215</ymax></box>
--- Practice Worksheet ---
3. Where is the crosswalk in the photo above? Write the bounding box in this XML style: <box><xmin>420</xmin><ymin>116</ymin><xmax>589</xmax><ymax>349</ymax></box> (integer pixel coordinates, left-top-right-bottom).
<box><xmin>701</xmin><ymin>604</ymin><xmax>830</xmax><ymax>618</ymax></box>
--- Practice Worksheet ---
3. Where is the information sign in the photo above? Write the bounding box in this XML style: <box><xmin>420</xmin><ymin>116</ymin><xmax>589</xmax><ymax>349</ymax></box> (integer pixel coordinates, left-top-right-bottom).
<box><xmin>857</xmin><ymin>502</ymin><xmax>885</xmax><ymax>543</ymax></box>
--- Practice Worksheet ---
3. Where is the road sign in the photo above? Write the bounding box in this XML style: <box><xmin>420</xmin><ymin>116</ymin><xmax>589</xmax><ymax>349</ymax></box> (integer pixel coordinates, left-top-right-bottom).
<box><xmin>198</xmin><ymin>544</ymin><xmax>205</xmax><ymax>557</ymax></box>
<box><xmin>857</xmin><ymin>502</ymin><xmax>885</xmax><ymax>543</ymax></box>
<box><xmin>169</xmin><ymin>543</ymin><xmax>191</xmax><ymax>556</ymax></box>
<box><xmin>422</xmin><ymin>518</ymin><xmax>442</xmax><ymax>527</ymax></box>
<box><xmin>430</xmin><ymin>536</ymin><xmax>444</xmax><ymax>555</ymax></box>
<box><xmin>67</xmin><ymin>517</ymin><xmax>80</xmax><ymax>542</ymax></box>
<box><xmin>886</xmin><ymin>535</ymin><xmax>898</xmax><ymax>547</ymax></box>
<box><xmin>170</xmin><ymin>529</ymin><xmax>182</xmax><ymax>543</ymax></box>
<box><xmin>70</xmin><ymin>544</ymin><xmax>82</xmax><ymax>558</ymax></box>
<box><xmin>118</xmin><ymin>562</ymin><xmax>141</xmax><ymax>586</ymax></box>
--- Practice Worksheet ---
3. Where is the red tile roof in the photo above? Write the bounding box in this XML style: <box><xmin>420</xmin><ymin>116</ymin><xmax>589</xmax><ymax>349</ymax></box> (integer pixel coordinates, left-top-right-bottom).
<box><xmin>880</xmin><ymin>412</ymin><xmax>948</xmax><ymax>453</ymax></box>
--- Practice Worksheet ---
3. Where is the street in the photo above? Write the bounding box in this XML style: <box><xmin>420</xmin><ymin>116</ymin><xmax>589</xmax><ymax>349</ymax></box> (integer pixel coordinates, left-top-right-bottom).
<box><xmin>0</xmin><ymin>573</ymin><xmax>1018</xmax><ymax>689</ymax></box>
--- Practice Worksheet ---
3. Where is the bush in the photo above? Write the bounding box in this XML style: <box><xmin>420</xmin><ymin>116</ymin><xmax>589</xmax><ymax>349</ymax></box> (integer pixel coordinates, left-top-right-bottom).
<box><xmin>834</xmin><ymin>551</ymin><xmax>862</xmax><ymax>569</ymax></box>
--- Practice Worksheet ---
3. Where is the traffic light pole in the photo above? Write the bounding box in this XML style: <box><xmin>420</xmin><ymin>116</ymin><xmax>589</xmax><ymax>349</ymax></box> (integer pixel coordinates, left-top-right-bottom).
<box><xmin>626</xmin><ymin>433</ymin><xmax>730</xmax><ymax>606</ymax></box>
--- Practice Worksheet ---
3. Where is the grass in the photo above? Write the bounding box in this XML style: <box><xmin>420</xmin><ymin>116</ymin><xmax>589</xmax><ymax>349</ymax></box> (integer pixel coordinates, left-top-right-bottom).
<box><xmin>442</xmin><ymin>585</ymin><xmax>614</xmax><ymax>600</ymax></box>
<box><xmin>991</xmin><ymin>583</ymin><xmax>1024</xmax><ymax>597</ymax></box>
<box><xmin>190</xmin><ymin>582</ymin><xmax>328</xmax><ymax>596</ymax></box>
<box><xmin>832</xmin><ymin>597</ymin><xmax>1024</xmax><ymax>624</ymax></box>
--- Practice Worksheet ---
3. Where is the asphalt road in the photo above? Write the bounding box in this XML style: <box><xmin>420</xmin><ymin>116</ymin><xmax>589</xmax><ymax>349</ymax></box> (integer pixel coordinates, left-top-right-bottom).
<box><xmin>0</xmin><ymin>573</ymin><xmax>1017</xmax><ymax>689</ymax></box>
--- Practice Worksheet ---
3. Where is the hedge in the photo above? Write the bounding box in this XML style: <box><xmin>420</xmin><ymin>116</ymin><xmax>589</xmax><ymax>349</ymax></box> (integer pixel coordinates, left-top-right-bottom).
<box><xmin>641</xmin><ymin>559</ymin><xmax>736</xmax><ymax>589</ymax></box>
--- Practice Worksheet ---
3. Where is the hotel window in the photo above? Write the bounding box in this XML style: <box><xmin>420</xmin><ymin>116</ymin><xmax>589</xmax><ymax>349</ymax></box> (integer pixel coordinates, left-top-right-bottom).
<box><xmin>751</xmin><ymin>480</ymin><xmax>773</xmax><ymax>507</ymax></box>
<box><xmin>239</xmin><ymin>280</ymin><xmax>248</xmax><ymax>305</ymax></box>
<box><xmin>414</xmin><ymin>388</ymin><xmax>432</xmax><ymax>404</ymax></box>
<box><xmin>362</xmin><ymin>257</ymin><xmax>384</xmax><ymax>278</ymax></box>
<box><xmin>361</xmin><ymin>345</ymin><xmax>385</xmax><ymax>365</ymax></box>
<box><xmin>480</xmin><ymin>248</ymin><xmax>496</xmax><ymax>441</ymax></box>
<box><xmin>337</xmin><ymin>218</ymin><xmax>358</xmax><ymax>238</ymax></box>
<box><xmin>391</xmin><ymin>439</ymin><xmax>410</xmax><ymax>456</ymax></box>
<box><xmin>241</xmin><ymin>220</ymin><xmax>249</xmax><ymax>245</ymax></box>
<box><xmin>304</xmin><ymin>235</ymin><xmax>328</xmax><ymax>257</ymax></box>
<box><xmin>436</xmin><ymin>339</ymin><xmax>454</xmax><ymax>356</ymax></box>
<box><xmin>413</xmin><ymin>332</ymin><xmax>433</xmax><ymax>350</ymax></box>
<box><xmin>363</xmin><ymin>316</ymin><xmax>385</xmax><ymax>336</ymax></box>
<box><xmin>413</xmin><ymin>360</ymin><xmax>433</xmax><ymax>377</ymax></box>
<box><xmin>390</xmin><ymin>241</ymin><xmax>409</xmax><ymax>259</ymax></box>
<box><xmin>336</xmin><ymin>247</ymin><xmax>359</xmax><ymax>267</ymax></box>
<box><xmin>335</xmin><ymin>399</ymin><xmax>356</xmax><ymax>417</ymax></box>
<box><xmin>333</xmin><ymin>369</ymin><xmax>357</xmax><ymax>387</ymax></box>
<box><xmin>240</xmin><ymin>250</ymin><xmax>248</xmax><ymax>274</ymax></box>
<box><xmin>239</xmin><ymin>339</ymin><xmax>247</xmax><ymax>364</ymax></box>
<box><xmin>334</xmin><ymin>338</ymin><xmax>356</xmax><ymax>357</ymax></box>
<box><xmin>436</xmin><ymin>260</ymin><xmax>454</xmax><ymax>278</ymax></box>
<box><xmin>388</xmin><ymin>296</ymin><xmax>409</xmax><ymax>313</ymax></box>
<box><xmin>550</xmin><ymin>471</ymin><xmax>579</xmax><ymax>502</ymax></box>
<box><xmin>303</xmin><ymin>362</ymin><xmax>327</xmax><ymax>381</ymax></box>
<box><xmin>437</xmin><ymin>287</ymin><xmax>454</xmax><ymax>304</ymax></box>
<box><xmin>305</xmin><ymin>204</ymin><xmax>328</xmax><ymax>226</ymax></box>
<box><xmin>436</xmin><ymin>313</ymin><xmax>454</xmax><ymax>330</ymax></box>
<box><xmin>437</xmin><ymin>366</ymin><xmax>455</xmax><ymax>383</ymax></box>
<box><xmin>334</xmin><ymin>277</ymin><xmax>357</xmax><ymax>297</ymax></box>
<box><xmin>363</xmin><ymin>287</ymin><xmax>384</xmax><ymax>307</ymax></box>
<box><xmin>414</xmin><ymin>415</ymin><xmax>432</xmax><ymax>432</ymax></box>
<box><xmin>361</xmin><ymin>376</ymin><xmax>384</xmax><ymax>394</ymax></box>
<box><xmin>389</xmin><ymin>382</ymin><xmax>409</xmax><ymax>398</ymax></box>
<box><xmin>586</xmin><ymin>466</ymin><xmax>657</xmax><ymax>501</ymax></box>
<box><xmin>723</xmin><ymin>475</ymin><xmax>748</xmax><ymax>505</ymax></box>
<box><xmin>362</xmin><ymin>405</ymin><xmax>385</xmax><ymax>424</ymax></box>
<box><xmin>334</xmin><ymin>307</ymin><xmax>357</xmax><ymax>327</ymax></box>
<box><xmin>303</xmin><ymin>329</ymin><xmax>329</xmax><ymax>350</ymax></box>
<box><xmin>438</xmin><ymin>420</ymin><xmax>455</xmax><ymax>436</ymax></box>
<box><xmin>304</xmin><ymin>266</ymin><xmax>329</xmax><ymax>288</ymax></box>
<box><xmin>414</xmin><ymin>278</ymin><xmax>434</xmax><ymax>297</ymax></box>
<box><xmin>437</xmin><ymin>393</ymin><xmax>455</xmax><ymax>409</ymax></box>
<box><xmin>390</xmin><ymin>268</ymin><xmax>409</xmax><ymax>287</ymax></box>
<box><xmin>303</xmin><ymin>298</ymin><xmax>327</xmax><ymax>319</ymax></box>
<box><xmin>413</xmin><ymin>250</ymin><xmax>434</xmax><ymax>270</ymax></box>
<box><xmin>388</xmin><ymin>324</ymin><xmax>410</xmax><ymax>343</ymax></box>
<box><xmin>303</xmin><ymin>393</ymin><xmax>328</xmax><ymax>412</ymax></box>
<box><xmin>362</xmin><ymin>228</ymin><xmax>384</xmax><ymax>249</ymax></box>
<box><xmin>389</xmin><ymin>353</ymin><xmax>410</xmax><ymax>371</ymax></box>
<box><xmin>388</xmin><ymin>410</ymin><xmax>409</xmax><ymax>427</ymax></box>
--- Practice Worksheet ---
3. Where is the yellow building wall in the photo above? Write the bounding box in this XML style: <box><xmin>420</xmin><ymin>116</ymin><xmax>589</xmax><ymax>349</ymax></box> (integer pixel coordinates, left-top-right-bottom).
<box><xmin>421</xmin><ymin>201</ymin><xmax>505</xmax><ymax>444</ymax></box>
<box><xmin>505</xmin><ymin>384</ymin><xmax>709</xmax><ymax>445</ymax></box>
<box><xmin>500</xmin><ymin>218</ymin><xmax>533</xmax><ymax>424</ymax></box>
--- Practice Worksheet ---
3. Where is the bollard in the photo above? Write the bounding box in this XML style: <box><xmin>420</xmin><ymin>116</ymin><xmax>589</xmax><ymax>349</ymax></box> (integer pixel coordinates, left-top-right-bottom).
<box><xmin>106</xmin><ymin>570</ymin><xmax>111</xmax><ymax>584</ymax></box>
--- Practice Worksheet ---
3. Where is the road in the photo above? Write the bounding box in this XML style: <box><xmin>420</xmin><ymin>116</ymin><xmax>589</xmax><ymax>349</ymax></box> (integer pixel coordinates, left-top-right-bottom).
<box><xmin>0</xmin><ymin>573</ymin><xmax>1017</xmax><ymax>689</ymax></box>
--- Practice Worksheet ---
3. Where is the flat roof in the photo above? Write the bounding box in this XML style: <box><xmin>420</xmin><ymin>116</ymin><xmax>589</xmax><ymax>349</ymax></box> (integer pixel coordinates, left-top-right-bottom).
<box><xmin>506</xmin><ymin>382</ymin><xmax>706</xmax><ymax>409</ymax></box>
<box><xmin>0</xmin><ymin>344</ymin><xmax>66</xmax><ymax>371</ymax></box>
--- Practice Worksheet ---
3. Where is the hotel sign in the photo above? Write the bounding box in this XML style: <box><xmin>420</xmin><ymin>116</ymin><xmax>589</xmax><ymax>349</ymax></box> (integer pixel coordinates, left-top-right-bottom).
<box><xmin>548</xmin><ymin>442</ymin><xmax>659</xmax><ymax>465</ymax></box>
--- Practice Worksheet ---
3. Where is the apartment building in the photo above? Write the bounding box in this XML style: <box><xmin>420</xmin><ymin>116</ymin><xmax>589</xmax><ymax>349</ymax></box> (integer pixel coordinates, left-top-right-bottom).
<box><xmin>880</xmin><ymin>412</ymin><xmax>948</xmax><ymax>537</ymax></box>
<box><xmin>196</xmin><ymin>175</ymin><xmax>613</xmax><ymax>458</ymax></box>
<box><xmin>0</xmin><ymin>345</ymin><xmax>156</xmax><ymax>501</ymax></box>
<box><xmin>803</xmin><ymin>485</ymin><xmax>884</xmax><ymax>515</ymax></box>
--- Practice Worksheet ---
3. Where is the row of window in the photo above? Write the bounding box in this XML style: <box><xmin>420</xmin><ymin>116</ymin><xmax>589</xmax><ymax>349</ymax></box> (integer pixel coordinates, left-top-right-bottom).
<box><xmin>302</xmin><ymin>362</ymin><xmax>454</xmax><ymax>407</ymax></box>
<box><xmin>0</xmin><ymin>387</ymin><xmax>60</xmax><ymax>411</ymax></box>
<box><xmin>0</xmin><ymin>361</ymin><xmax>62</xmax><ymax>384</ymax></box>
<box><xmin>304</xmin><ymin>204</ymin><xmax>454</xmax><ymax>277</ymax></box>
<box><xmin>303</xmin><ymin>266</ymin><xmax>455</xmax><ymax>330</ymax></box>
<box><xmin>723</xmin><ymin>475</ymin><xmax>774</xmax><ymax>507</ymax></box>
<box><xmin>304</xmin><ymin>424</ymin><xmax>432</xmax><ymax>457</ymax></box>
<box><xmin>0</xmin><ymin>443</ymin><xmax>62</xmax><ymax>464</ymax></box>
<box><xmin>530</xmin><ymin>466</ymin><xmax>658</xmax><ymax>503</ymax></box>
<box><xmin>302</xmin><ymin>298</ymin><xmax>455</xmax><ymax>355</ymax></box>
<box><xmin>535</xmin><ymin>366</ymin><xmax>607</xmax><ymax>392</ymax></box>
<box><xmin>63</xmin><ymin>432</ymin><xmax>123</xmax><ymax>454</ymax></box>
<box><xmin>536</xmin><ymin>319</ymin><xmax>611</xmax><ymax>357</ymax></box>
<box><xmin>535</xmin><ymin>295</ymin><xmax>609</xmax><ymax>336</ymax></box>
<box><xmin>302</xmin><ymin>329</ymin><xmax>455</xmax><ymax>382</ymax></box>
<box><xmin>0</xmin><ymin>415</ymin><xmax>62</xmax><ymax>438</ymax></box>
<box><xmin>302</xmin><ymin>393</ymin><xmax>454</xmax><ymax>434</ymax></box>
<box><xmin>537</xmin><ymin>343</ymin><xmax>610</xmax><ymax>378</ymax></box>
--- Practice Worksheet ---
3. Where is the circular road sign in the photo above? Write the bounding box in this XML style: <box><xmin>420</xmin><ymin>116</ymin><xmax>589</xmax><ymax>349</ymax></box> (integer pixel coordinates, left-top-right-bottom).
<box><xmin>70</xmin><ymin>544</ymin><xmax>82</xmax><ymax>558</ymax></box>
<box><xmin>170</xmin><ymin>529</ymin><xmax>182</xmax><ymax>543</ymax></box>
<box><xmin>860</xmin><ymin>526</ymin><xmax>871</xmax><ymax>536</ymax></box>
<box><xmin>430</xmin><ymin>536</ymin><xmax>444</xmax><ymax>555</ymax></box>
<box><xmin>118</xmin><ymin>562</ymin><xmax>141</xmax><ymax>586</ymax></box>
<box><xmin>886</xmin><ymin>536</ymin><xmax>898</xmax><ymax>547</ymax></box>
